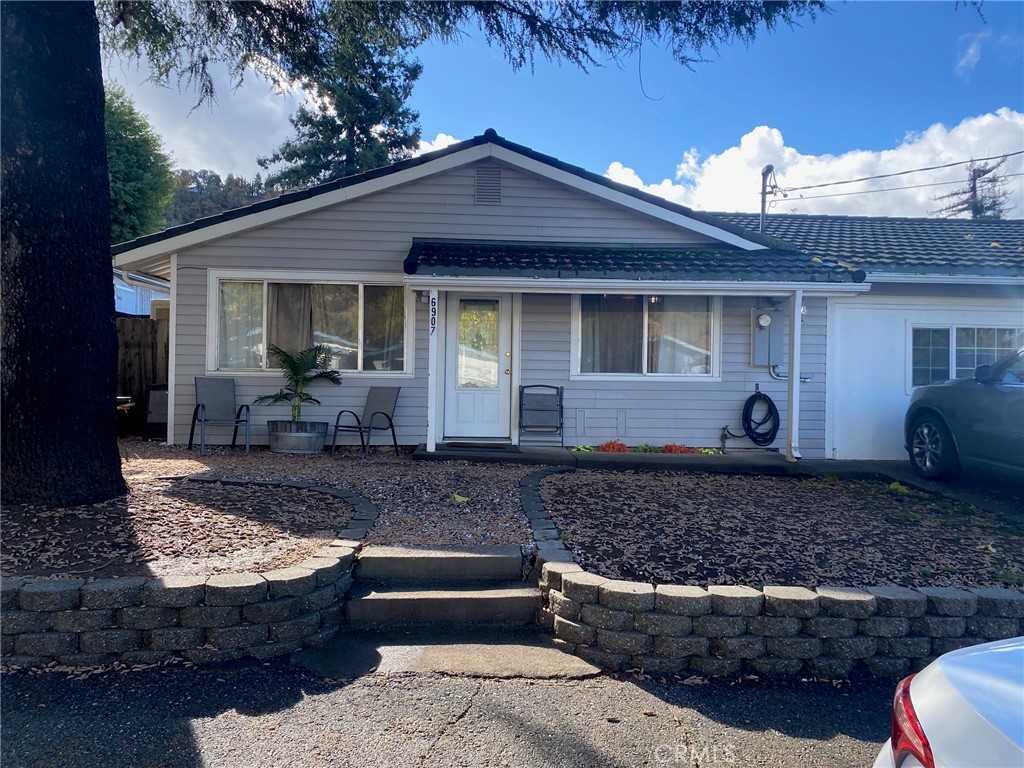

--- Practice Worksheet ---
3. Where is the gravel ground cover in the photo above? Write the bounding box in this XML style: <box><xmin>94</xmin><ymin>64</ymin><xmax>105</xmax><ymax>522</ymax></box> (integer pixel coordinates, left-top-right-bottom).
<box><xmin>541</xmin><ymin>470</ymin><xmax>1024</xmax><ymax>589</ymax></box>
<box><xmin>0</xmin><ymin>439</ymin><xmax>535</xmax><ymax>581</ymax></box>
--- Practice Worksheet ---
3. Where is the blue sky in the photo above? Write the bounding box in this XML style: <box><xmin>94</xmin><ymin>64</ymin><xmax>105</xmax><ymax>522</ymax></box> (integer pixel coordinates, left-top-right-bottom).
<box><xmin>109</xmin><ymin>1</ymin><xmax>1024</xmax><ymax>216</ymax></box>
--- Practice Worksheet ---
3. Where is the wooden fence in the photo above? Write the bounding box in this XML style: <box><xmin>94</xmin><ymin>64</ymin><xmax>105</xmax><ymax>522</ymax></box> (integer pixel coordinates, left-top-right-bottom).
<box><xmin>116</xmin><ymin>316</ymin><xmax>169</xmax><ymax>433</ymax></box>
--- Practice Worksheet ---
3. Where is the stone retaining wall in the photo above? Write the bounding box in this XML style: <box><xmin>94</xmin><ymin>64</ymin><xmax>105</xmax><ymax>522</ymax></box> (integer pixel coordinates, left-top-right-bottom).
<box><xmin>0</xmin><ymin>541</ymin><xmax>359</xmax><ymax>669</ymax></box>
<box><xmin>538</xmin><ymin>562</ymin><xmax>1024</xmax><ymax>679</ymax></box>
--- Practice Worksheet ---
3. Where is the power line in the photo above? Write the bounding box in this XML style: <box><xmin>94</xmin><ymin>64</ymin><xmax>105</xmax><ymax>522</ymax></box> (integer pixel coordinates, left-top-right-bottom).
<box><xmin>769</xmin><ymin>172</ymin><xmax>1024</xmax><ymax>203</ymax></box>
<box><xmin>777</xmin><ymin>150</ymin><xmax>1024</xmax><ymax>194</ymax></box>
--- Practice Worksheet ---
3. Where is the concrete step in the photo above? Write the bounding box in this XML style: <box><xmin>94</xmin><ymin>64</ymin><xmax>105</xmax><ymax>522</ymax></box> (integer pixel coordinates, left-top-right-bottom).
<box><xmin>355</xmin><ymin>545</ymin><xmax>524</xmax><ymax>583</ymax></box>
<box><xmin>345</xmin><ymin>582</ymin><xmax>540</xmax><ymax>625</ymax></box>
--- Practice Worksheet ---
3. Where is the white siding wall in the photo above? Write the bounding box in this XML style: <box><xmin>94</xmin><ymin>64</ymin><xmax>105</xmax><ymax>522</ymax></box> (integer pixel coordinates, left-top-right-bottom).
<box><xmin>519</xmin><ymin>294</ymin><xmax>828</xmax><ymax>456</ymax></box>
<box><xmin>170</xmin><ymin>161</ymin><xmax>716</xmax><ymax>446</ymax></box>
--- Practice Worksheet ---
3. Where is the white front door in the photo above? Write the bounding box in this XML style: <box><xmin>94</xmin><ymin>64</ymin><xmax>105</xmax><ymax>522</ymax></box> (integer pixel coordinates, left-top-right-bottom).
<box><xmin>444</xmin><ymin>294</ymin><xmax>513</xmax><ymax>439</ymax></box>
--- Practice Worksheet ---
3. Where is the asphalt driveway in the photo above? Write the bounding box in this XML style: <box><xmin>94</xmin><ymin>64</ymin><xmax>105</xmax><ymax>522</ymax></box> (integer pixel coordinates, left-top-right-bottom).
<box><xmin>1</xmin><ymin>657</ymin><xmax>891</xmax><ymax>768</ymax></box>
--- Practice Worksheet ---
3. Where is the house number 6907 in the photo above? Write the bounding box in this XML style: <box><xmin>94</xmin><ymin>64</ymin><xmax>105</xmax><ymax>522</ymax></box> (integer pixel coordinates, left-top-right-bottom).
<box><xmin>429</xmin><ymin>296</ymin><xmax>437</xmax><ymax>336</ymax></box>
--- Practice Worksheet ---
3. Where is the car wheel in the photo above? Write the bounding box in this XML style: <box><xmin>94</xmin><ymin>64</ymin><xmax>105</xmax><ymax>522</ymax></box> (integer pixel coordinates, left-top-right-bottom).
<box><xmin>909</xmin><ymin>414</ymin><xmax>960</xmax><ymax>480</ymax></box>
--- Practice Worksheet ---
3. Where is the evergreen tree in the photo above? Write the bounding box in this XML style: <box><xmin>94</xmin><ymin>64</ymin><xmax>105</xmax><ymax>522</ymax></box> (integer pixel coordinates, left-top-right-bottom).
<box><xmin>933</xmin><ymin>157</ymin><xmax>1014</xmax><ymax>220</ymax></box>
<box><xmin>105</xmin><ymin>84</ymin><xmax>176</xmax><ymax>243</ymax></box>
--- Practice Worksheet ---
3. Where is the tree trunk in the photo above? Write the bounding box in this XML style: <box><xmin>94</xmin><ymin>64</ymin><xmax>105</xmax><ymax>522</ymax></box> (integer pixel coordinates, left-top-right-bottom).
<box><xmin>1</xmin><ymin>2</ymin><xmax>127</xmax><ymax>505</ymax></box>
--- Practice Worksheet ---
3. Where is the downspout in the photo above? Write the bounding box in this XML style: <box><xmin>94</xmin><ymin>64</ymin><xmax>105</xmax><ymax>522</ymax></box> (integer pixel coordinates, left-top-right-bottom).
<box><xmin>786</xmin><ymin>289</ymin><xmax>802</xmax><ymax>461</ymax></box>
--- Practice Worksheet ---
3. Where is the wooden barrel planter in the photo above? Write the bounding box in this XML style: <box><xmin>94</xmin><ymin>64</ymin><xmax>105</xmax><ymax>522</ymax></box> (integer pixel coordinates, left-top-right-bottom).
<box><xmin>266</xmin><ymin>420</ymin><xmax>328</xmax><ymax>454</ymax></box>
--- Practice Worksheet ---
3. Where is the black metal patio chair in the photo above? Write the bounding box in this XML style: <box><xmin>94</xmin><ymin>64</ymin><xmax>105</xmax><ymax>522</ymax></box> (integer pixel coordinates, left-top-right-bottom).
<box><xmin>331</xmin><ymin>386</ymin><xmax>401</xmax><ymax>458</ymax></box>
<box><xmin>188</xmin><ymin>376</ymin><xmax>250</xmax><ymax>456</ymax></box>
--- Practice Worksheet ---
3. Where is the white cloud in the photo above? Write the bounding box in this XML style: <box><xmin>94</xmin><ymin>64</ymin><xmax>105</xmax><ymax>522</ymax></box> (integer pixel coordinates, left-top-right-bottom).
<box><xmin>956</xmin><ymin>31</ymin><xmax>991</xmax><ymax>80</ymax></box>
<box><xmin>416</xmin><ymin>133</ymin><xmax>461</xmax><ymax>155</ymax></box>
<box><xmin>603</xmin><ymin>109</ymin><xmax>1024</xmax><ymax>217</ymax></box>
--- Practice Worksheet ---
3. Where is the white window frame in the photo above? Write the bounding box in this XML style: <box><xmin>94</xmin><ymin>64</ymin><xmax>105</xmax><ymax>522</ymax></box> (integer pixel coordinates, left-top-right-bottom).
<box><xmin>906</xmin><ymin>322</ymin><xmax>1024</xmax><ymax>392</ymax></box>
<box><xmin>206</xmin><ymin>269</ymin><xmax>415</xmax><ymax>377</ymax></box>
<box><xmin>569</xmin><ymin>293</ymin><xmax>722</xmax><ymax>382</ymax></box>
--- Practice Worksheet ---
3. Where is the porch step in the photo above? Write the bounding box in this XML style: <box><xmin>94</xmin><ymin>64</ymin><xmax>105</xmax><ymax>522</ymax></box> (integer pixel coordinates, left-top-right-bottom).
<box><xmin>355</xmin><ymin>545</ymin><xmax>524</xmax><ymax>583</ymax></box>
<box><xmin>345</xmin><ymin>582</ymin><xmax>540</xmax><ymax>625</ymax></box>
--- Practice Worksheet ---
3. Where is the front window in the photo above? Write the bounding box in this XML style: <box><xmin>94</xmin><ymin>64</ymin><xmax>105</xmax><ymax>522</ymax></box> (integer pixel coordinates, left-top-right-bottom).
<box><xmin>579</xmin><ymin>294</ymin><xmax>714</xmax><ymax>376</ymax></box>
<box><xmin>912</xmin><ymin>326</ymin><xmax>1023</xmax><ymax>386</ymax></box>
<box><xmin>216</xmin><ymin>280</ymin><xmax>406</xmax><ymax>372</ymax></box>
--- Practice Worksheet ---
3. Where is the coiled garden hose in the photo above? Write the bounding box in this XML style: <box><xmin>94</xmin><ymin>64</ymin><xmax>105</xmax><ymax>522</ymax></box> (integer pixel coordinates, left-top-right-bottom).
<box><xmin>741</xmin><ymin>390</ymin><xmax>780</xmax><ymax>446</ymax></box>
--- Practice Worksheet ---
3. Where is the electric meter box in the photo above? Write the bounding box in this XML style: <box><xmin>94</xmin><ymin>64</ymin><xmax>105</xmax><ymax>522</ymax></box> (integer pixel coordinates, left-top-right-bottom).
<box><xmin>751</xmin><ymin>308</ymin><xmax>785</xmax><ymax>367</ymax></box>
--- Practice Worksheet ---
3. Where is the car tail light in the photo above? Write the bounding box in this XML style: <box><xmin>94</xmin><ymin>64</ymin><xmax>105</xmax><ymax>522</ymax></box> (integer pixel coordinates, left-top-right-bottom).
<box><xmin>891</xmin><ymin>674</ymin><xmax>935</xmax><ymax>768</ymax></box>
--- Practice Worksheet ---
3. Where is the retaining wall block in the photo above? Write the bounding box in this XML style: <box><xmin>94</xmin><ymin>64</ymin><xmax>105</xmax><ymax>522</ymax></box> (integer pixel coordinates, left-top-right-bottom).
<box><xmin>299</xmin><ymin>586</ymin><xmax>337</xmax><ymax>614</ymax></box>
<box><xmin>708</xmin><ymin>586</ymin><xmax>763</xmax><ymax>617</ymax></box>
<box><xmin>1</xmin><ymin>611</ymin><xmax>51</xmax><ymax>634</ymax></box>
<box><xmin>19</xmin><ymin>580</ymin><xmax>84</xmax><ymax>612</ymax></box>
<box><xmin>269</xmin><ymin>613</ymin><xmax>320</xmax><ymax>643</ymax></box>
<box><xmin>747</xmin><ymin>616</ymin><xmax>802</xmax><ymax>638</ymax></box>
<box><xmin>551</xmin><ymin>638</ymin><xmax>575</xmax><ymax>655</ymax></box>
<box><xmin>807</xmin><ymin>657</ymin><xmax>855</xmax><ymax>679</ymax></box>
<box><xmin>910</xmin><ymin>656</ymin><xmax>938</xmax><ymax>673</ymax></box>
<box><xmin>561</xmin><ymin>572</ymin><xmax>609</xmax><ymax>604</ymax></box>
<box><xmin>655</xmin><ymin>585</ymin><xmax>711</xmax><ymax>616</ymax></box>
<box><xmin>763</xmin><ymin>586</ymin><xmax>820</xmax><ymax>618</ymax></box>
<box><xmin>179</xmin><ymin>605</ymin><xmax>241</xmax><ymax>628</ymax></box>
<box><xmin>878</xmin><ymin>636</ymin><xmax>933</xmax><ymax>658</ymax></box>
<box><xmin>575</xmin><ymin>645</ymin><xmax>628</xmax><ymax>672</ymax></box>
<box><xmin>802</xmin><ymin>617</ymin><xmax>858</xmax><ymax>638</ymax></box>
<box><xmin>251</xmin><ymin>640</ymin><xmax>303</xmax><ymax>660</ymax></box>
<box><xmin>297</xmin><ymin>558</ymin><xmax>342</xmax><ymax>587</ymax></box>
<box><xmin>145</xmin><ymin>627</ymin><xmax>205</xmax><ymax>651</ymax></box>
<box><xmin>689</xmin><ymin>657</ymin><xmax>742</xmax><ymax>677</ymax></box>
<box><xmin>866</xmin><ymin>586</ymin><xmax>927</xmax><ymax>617</ymax></box>
<box><xmin>2</xmin><ymin>655</ymin><xmax>49</xmax><ymax>668</ymax></box>
<box><xmin>579</xmin><ymin>603</ymin><xmax>633</xmax><ymax>631</ymax></box>
<box><xmin>80</xmin><ymin>578</ymin><xmax>147</xmax><ymax>609</ymax></box>
<box><xmin>242</xmin><ymin>597</ymin><xmax>300</xmax><ymax>625</ymax></box>
<box><xmin>766</xmin><ymin>636</ymin><xmax>822</xmax><ymax>659</ymax></box>
<box><xmin>652</xmin><ymin>636</ymin><xmax>709</xmax><ymax>658</ymax></box>
<box><xmin>554</xmin><ymin>616</ymin><xmax>597</xmax><ymax>646</ymax></box>
<box><xmin>708</xmin><ymin>635</ymin><xmax>765</xmax><ymax>660</ymax></box>
<box><xmin>746</xmin><ymin>657</ymin><xmax>805</xmax><ymax>678</ymax></box>
<box><xmin>79</xmin><ymin>629</ymin><xmax>142</xmax><ymax>654</ymax></box>
<box><xmin>596</xmin><ymin>629</ymin><xmax>653</xmax><ymax>656</ymax></box>
<box><xmin>910</xmin><ymin>616</ymin><xmax>967</xmax><ymax>638</ymax></box>
<box><xmin>302</xmin><ymin>627</ymin><xmax>340</xmax><ymax>649</ymax></box>
<box><xmin>692</xmin><ymin>615</ymin><xmax>746</xmax><ymax>638</ymax></box>
<box><xmin>319</xmin><ymin>603</ymin><xmax>345</xmax><ymax>629</ymax></box>
<box><xmin>599</xmin><ymin>581</ymin><xmax>656</xmax><ymax>613</ymax></box>
<box><xmin>206</xmin><ymin>624</ymin><xmax>269</xmax><ymax>649</ymax></box>
<box><xmin>550</xmin><ymin>592</ymin><xmax>581</xmax><ymax>621</ymax></box>
<box><xmin>917</xmin><ymin>587</ymin><xmax>977</xmax><ymax>617</ymax></box>
<box><xmin>816</xmin><ymin>587</ymin><xmax>877</xmax><ymax>619</ymax></box>
<box><xmin>143</xmin><ymin>575</ymin><xmax>206</xmax><ymax>608</ymax></box>
<box><xmin>822</xmin><ymin>636</ymin><xmax>878</xmax><ymax>659</ymax></box>
<box><xmin>117</xmin><ymin>607</ymin><xmax>179</xmax><ymax>630</ymax></box>
<box><xmin>262</xmin><ymin>569</ymin><xmax>313</xmax><ymax>598</ymax></box>
<box><xmin>51</xmin><ymin>609</ymin><xmax>116</xmax><ymax>633</ymax></box>
<box><xmin>633</xmin><ymin>613</ymin><xmax>692</xmax><ymax>637</ymax></box>
<box><xmin>14</xmin><ymin>632</ymin><xmax>77</xmax><ymax>656</ymax></box>
<box><xmin>205</xmin><ymin>573</ymin><xmax>268</xmax><ymax>606</ymax></box>
<box><xmin>183</xmin><ymin>647</ymin><xmax>247</xmax><ymax>665</ymax></box>
<box><xmin>966</xmin><ymin>616</ymin><xmax>1020</xmax><ymax>640</ymax></box>
<box><xmin>540</xmin><ymin>562</ymin><xmax>583</xmax><ymax>592</ymax></box>
<box><xmin>334</xmin><ymin>573</ymin><xmax>355</xmax><ymax>598</ymax></box>
<box><xmin>859</xmin><ymin>617</ymin><xmax>911</xmax><ymax>638</ymax></box>
<box><xmin>866</xmin><ymin>657</ymin><xmax>912</xmax><ymax>679</ymax></box>
<box><xmin>933</xmin><ymin>637</ymin><xmax>983</xmax><ymax>656</ymax></box>
<box><xmin>632</xmin><ymin>654</ymin><xmax>691</xmax><ymax>675</ymax></box>
<box><xmin>58</xmin><ymin>653</ymin><xmax>118</xmax><ymax>667</ymax></box>
<box><xmin>971</xmin><ymin>587</ymin><xmax>1024</xmax><ymax>618</ymax></box>
<box><xmin>1</xmin><ymin>635</ymin><xmax>13</xmax><ymax>655</ymax></box>
<box><xmin>0</xmin><ymin>579</ymin><xmax>25</xmax><ymax>611</ymax></box>
<box><xmin>315</xmin><ymin>546</ymin><xmax>356</xmax><ymax>570</ymax></box>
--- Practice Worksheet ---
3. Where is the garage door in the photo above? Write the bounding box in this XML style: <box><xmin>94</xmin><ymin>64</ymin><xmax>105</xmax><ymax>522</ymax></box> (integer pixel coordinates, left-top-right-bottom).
<box><xmin>828</xmin><ymin>296</ymin><xmax>1024</xmax><ymax>460</ymax></box>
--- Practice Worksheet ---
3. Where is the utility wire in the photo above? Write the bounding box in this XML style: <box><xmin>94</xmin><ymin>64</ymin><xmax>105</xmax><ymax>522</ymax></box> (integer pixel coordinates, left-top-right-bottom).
<box><xmin>777</xmin><ymin>150</ymin><xmax>1024</xmax><ymax>194</ymax></box>
<box><xmin>769</xmin><ymin>172</ymin><xmax>1024</xmax><ymax>203</ymax></box>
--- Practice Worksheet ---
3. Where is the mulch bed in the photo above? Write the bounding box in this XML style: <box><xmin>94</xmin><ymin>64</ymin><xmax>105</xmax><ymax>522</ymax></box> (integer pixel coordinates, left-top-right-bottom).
<box><xmin>540</xmin><ymin>470</ymin><xmax>1024</xmax><ymax>589</ymax></box>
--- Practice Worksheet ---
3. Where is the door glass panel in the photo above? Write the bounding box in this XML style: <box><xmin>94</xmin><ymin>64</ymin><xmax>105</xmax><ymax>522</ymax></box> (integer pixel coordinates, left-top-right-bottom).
<box><xmin>457</xmin><ymin>299</ymin><xmax>499</xmax><ymax>388</ymax></box>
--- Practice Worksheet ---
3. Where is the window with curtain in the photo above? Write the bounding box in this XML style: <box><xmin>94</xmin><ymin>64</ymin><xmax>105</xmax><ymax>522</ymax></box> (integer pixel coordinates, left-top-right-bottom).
<box><xmin>216</xmin><ymin>280</ymin><xmax>406</xmax><ymax>372</ymax></box>
<box><xmin>579</xmin><ymin>294</ymin><xmax>714</xmax><ymax>376</ymax></box>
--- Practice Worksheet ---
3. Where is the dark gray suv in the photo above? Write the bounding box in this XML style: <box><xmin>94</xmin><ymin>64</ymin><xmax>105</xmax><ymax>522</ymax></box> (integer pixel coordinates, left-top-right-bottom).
<box><xmin>905</xmin><ymin>346</ymin><xmax>1024</xmax><ymax>480</ymax></box>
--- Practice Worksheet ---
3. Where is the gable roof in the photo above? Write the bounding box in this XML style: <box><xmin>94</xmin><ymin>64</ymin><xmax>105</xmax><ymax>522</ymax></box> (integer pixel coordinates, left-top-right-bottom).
<box><xmin>714</xmin><ymin>212</ymin><xmax>1024</xmax><ymax>280</ymax></box>
<box><xmin>112</xmin><ymin>129</ymin><xmax>782</xmax><ymax>277</ymax></box>
<box><xmin>404</xmin><ymin>239</ymin><xmax>865</xmax><ymax>284</ymax></box>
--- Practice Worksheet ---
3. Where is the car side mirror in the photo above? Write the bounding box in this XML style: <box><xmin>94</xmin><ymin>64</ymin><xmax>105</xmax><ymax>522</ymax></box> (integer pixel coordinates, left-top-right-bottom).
<box><xmin>974</xmin><ymin>364</ymin><xmax>993</xmax><ymax>382</ymax></box>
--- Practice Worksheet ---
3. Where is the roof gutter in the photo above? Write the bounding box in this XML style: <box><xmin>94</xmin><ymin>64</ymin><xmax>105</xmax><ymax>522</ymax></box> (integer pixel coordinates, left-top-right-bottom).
<box><xmin>866</xmin><ymin>272</ymin><xmax>1024</xmax><ymax>286</ymax></box>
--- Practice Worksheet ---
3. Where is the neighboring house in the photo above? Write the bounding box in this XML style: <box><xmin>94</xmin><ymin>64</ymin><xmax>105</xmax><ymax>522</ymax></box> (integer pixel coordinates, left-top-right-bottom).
<box><xmin>715</xmin><ymin>213</ymin><xmax>1024</xmax><ymax>460</ymax></box>
<box><xmin>113</xmin><ymin>269</ymin><xmax>170</xmax><ymax>315</ymax></box>
<box><xmin>111</xmin><ymin>130</ymin><xmax>1023</xmax><ymax>460</ymax></box>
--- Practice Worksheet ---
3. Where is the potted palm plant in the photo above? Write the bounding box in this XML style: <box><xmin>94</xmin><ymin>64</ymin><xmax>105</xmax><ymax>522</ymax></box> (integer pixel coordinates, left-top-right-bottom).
<box><xmin>255</xmin><ymin>344</ymin><xmax>342</xmax><ymax>454</ymax></box>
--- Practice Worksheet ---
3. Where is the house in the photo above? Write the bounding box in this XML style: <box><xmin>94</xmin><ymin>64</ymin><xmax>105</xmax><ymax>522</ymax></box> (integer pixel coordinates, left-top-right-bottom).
<box><xmin>113</xmin><ymin>269</ymin><xmax>170</xmax><ymax>316</ymax></box>
<box><xmin>111</xmin><ymin>130</ymin><xmax>1023</xmax><ymax>461</ymax></box>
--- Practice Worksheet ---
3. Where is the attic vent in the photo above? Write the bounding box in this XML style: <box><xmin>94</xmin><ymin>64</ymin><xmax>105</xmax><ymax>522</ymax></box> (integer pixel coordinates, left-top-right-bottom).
<box><xmin>475</xmin><ymin>164</ymin><xmax>502</xmax><ymax>204</ymax></box>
